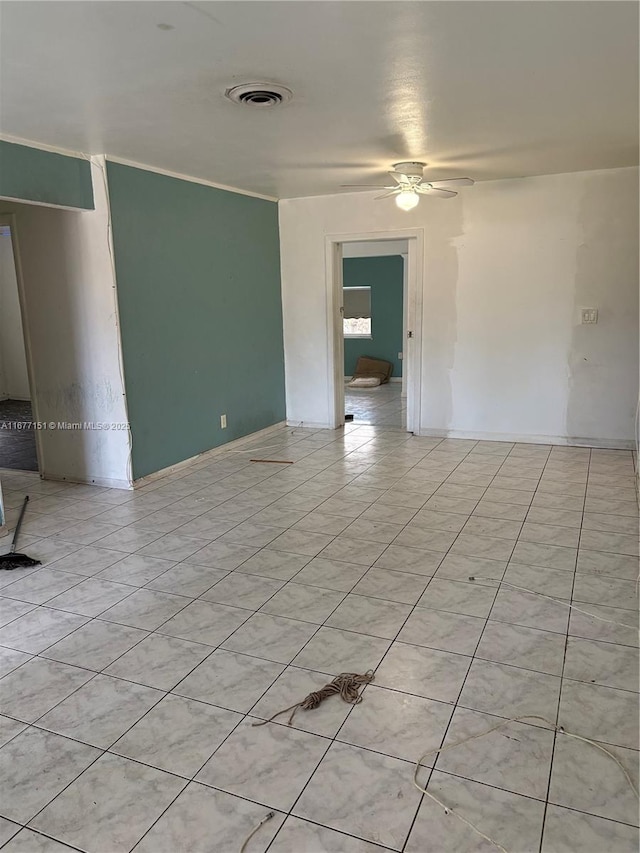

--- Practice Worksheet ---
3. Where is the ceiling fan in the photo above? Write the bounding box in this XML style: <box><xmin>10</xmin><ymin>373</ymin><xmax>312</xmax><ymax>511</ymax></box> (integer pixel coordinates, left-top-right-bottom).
<box><xmin>341</xmin><ymin>161</ymin><xmax>474</xmax><ymax>210</ymax></box>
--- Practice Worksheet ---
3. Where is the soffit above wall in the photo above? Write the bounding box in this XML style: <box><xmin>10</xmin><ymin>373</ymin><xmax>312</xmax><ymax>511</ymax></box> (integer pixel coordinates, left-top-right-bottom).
<box><xmin>342</xmin><ymin>240</ymin><xmax>408</xmax><ymax>258</ymax></box>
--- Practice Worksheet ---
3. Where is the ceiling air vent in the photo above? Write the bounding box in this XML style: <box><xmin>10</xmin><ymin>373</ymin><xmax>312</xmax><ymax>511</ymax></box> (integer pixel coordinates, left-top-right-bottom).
<box><xmin>225</xmin><ymin>83</ymin><xmax>292</xmax><ymax>108</ymax></box>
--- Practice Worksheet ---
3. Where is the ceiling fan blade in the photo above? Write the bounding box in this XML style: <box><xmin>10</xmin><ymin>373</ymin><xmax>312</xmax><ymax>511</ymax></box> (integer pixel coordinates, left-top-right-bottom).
<box><xmin>417</xmin><ymin>186</ymin><xmax>458</xmax><ymax>198</ymax></box>
<box><xmin>428</xmin><ymin>177</ymin><xmax>474</xmax><ymax>187</ymax></box>
<box><xmin>340</xmin><ymin>184</ymin><xmax>396</xmax><ymax>189</ymax></box>
<box><xmin>388</xmin><ymin>171</ymin><xmax>411</xmax><ymax>184</ymax></box>
<box><xmin>375</xmin><ymin>189</ymin><xmax>401</xmax><ymax>200</ymax></box>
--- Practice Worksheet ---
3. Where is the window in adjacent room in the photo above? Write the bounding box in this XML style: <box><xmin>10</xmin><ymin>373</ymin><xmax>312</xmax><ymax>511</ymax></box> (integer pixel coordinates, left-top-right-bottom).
<box><xmin>343</xmin><ymin>286</ymin><xmax>371</xmax><ymax>338</ymax></box>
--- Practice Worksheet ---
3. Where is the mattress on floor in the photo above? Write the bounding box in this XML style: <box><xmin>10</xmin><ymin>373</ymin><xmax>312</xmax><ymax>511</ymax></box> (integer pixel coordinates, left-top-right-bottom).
<box><xmin>347</xmin><ymin>356</ymin><xmax>393</xmax><ymax>388</ymax></box>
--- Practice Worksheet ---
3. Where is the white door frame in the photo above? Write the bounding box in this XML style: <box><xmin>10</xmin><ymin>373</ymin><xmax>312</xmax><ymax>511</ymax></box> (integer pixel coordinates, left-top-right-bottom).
<box><xmin>401</xmin><ymin>251</ymin><xmax>408</xmax><ymax>398</ymax></box>
<box><xmin>324</xmin><ymin>228</ymin><xmax>424</xmax><ymax>433</ymax></box>
<box><xmin>0</xmin><ymin>214</ymin><xmax>44</xmax><ymax>473</ymax></box>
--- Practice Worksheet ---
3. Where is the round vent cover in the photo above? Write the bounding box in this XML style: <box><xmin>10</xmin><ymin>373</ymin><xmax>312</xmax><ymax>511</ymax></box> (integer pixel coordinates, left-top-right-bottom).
<box><xmin>225</xmin><ymin>83</ymin><xmax>292</xmax><ymax>107</ymax></box>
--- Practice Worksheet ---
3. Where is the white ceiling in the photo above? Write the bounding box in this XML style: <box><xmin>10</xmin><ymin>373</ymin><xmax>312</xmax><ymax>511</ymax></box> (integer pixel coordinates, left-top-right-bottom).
<box><xmin>1</xmin><ymin>1</ymin><xmax>638</xmax><ymax>199</ymax></box>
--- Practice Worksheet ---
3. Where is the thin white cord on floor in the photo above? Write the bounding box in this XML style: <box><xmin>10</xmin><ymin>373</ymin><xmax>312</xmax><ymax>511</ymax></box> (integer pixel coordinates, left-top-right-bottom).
<box><xmin>239</xmin><ymin>811</ymin><xmax>274</xmax><ymax>853</ymax></box>
<box><xmin>413</xmin><ymin>714</ymin><xmax>639</xmax><ymax>853</ymax></box>
<box><xmin>468</xmin><ymin>576</ymin><xmax>639</xmax><ymax>630</ymax></box>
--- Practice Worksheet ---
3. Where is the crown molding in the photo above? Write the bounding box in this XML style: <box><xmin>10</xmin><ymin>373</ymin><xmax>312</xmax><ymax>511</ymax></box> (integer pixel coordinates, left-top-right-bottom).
<box><xmin>0</xmin><ymin>132</ymin><xmax>90</xmax><ymax>160</ymax></box>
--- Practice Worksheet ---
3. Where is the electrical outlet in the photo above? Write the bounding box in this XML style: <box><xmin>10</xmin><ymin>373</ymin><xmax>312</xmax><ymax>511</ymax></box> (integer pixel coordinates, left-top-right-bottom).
<box><xmin>398</xmin><ymin>352</ymin><xmax>403</xmax><ymax>360</ymax></box>
<box><xmin>220</xmin><ymin>414</ymin><xmax>227</xmax><ymax>429</ymax></box>
<box><xmin>581</xmin><ymin>308</ymin><xmax>598</xmax><ymax>325</ymax></box>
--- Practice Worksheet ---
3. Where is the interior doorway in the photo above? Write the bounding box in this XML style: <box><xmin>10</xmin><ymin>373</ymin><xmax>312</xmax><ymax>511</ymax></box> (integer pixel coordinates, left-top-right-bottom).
<box><xmin>0</xmin><ymin>219</ymin><xmax>39</xmax><ymax>472</ymax></box>
<box><xmin>325</xmin><ymin>229</ymin><xmax>423</xmax><ymax>433</ymax></box>
<box><xmin>342</xmin><ymin>242</ymin><xmax>407</xmax><ymax>426</ymax></box>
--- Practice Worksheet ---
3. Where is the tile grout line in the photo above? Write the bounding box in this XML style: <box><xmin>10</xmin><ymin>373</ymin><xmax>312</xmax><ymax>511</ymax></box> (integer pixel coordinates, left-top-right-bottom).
<box><xmin>398</xmin><ymin>441</ymin><xmax>541</xmax><ymax>851</ymax></box>
<box><xmin>533</xmin><ymin>445</ymin><xmax>585</xmax><ymax>853</ymax></box>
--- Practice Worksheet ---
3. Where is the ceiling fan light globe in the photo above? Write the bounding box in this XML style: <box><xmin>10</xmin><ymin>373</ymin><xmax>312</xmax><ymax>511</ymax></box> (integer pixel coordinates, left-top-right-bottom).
<box><xmin>395</xmin><ymin>190</ymin><xmax>419</xmax><ymax>211</ymax></box>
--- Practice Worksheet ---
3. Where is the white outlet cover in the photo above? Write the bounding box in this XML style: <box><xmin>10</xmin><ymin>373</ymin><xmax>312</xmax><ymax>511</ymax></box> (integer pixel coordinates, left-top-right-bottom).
<box><xmin>581</xmin><ymin>308</ymin><xmax>598</xmax><ymax>324</ymax></box>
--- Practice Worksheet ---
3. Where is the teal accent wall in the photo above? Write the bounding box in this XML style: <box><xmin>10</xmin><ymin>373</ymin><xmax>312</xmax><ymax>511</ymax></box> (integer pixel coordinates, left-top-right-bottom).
<box><xmin>343</xmin><ymin>255</ymin><xmax>404</xmax><ymax>378</ymax></box>
<box><xmin>106</xmin><ymin>162</ymin><xmax>285</xmax><ymax>479</ymax></box>
<box><xmin>0</xmin><ymin>141</ymin><xmax>94</xmax><ymax>209</ymax></box>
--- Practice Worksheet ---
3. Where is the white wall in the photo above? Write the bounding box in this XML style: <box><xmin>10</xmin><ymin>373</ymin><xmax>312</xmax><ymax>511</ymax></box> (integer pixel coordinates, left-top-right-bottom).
<box><xmin>0</xmin><ymin>228</ymin><xmax>30</xmax><ymax>400</ymax></box>
<box><xmin>279</xmin><ymin>167</ymin><xmax>639</xmax><ymax>446</ymax></box>
<box><xmin>0</xmin><ymin>157</ymin><xmax>132</xmax><ymax>486</ymax></box>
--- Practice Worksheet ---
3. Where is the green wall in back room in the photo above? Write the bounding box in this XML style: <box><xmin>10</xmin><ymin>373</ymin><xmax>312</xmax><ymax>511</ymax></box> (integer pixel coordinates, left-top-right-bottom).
<box><xmin>106</xmin><ymin>162</ymin><xmax>285</xmax><ymax>479</ymax></box>
<box><xmin>0</xmin><ymin>141</ymin><xmax>94</xmax><ymax>209</ymax></box>
<box><xmin>343</xmin><ymin>255</ymin><xmax>404</xmax><ymax>378</ymax></box>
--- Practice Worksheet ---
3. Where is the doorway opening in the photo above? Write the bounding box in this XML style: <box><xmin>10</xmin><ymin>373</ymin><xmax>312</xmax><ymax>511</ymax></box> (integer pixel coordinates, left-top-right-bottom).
<box><xmin>343</xmin><ymin>244</ymin><xmax>406</xmax><ymax>426</ymax></box>
<box><xmin>0</xmin><ymin>220</ymin><xmax>39</xmax><ymax>472</ymax></box>
<box><xmin>325</xmin><ymin>230</ymin><xmax>423</xmax><ymax>433</ymax></box>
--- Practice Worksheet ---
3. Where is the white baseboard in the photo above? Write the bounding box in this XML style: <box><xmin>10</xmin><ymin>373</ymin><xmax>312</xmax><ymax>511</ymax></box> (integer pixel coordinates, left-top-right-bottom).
<box><xmin>31</xmin><ymin>421</ymin><xmax>634</xmax><ymax>494</ymax></box>
<box><xmin>41</xmin><ymin>472</ymin><xmax>134</xmax><ymax>490</ymax></box>
<box><xmin>418</xmin><ymin>428</ymin><xmax>634</xmax><ymax>450</ymax></box>
<box><xmin>133</xmin><ymin>421</ymin><xmax>288</xmax><ymax>489</ymax></box>
<box><xmin>285</xmin><ymin>420</ymin><xmax>333</xmax><ymax>430</ymax></box>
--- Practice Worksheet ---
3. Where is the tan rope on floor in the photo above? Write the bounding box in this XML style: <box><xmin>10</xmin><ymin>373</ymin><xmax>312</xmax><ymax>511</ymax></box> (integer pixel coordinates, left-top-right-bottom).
<box><xmin>252</xmin><ymin>670</ymin><xmax>375</xmax><ymax>727</ymax></box>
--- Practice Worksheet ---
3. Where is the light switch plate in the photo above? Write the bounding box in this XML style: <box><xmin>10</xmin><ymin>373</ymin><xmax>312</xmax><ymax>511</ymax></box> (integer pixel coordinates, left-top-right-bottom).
<box><xmin>581</xmin><ymin>308</ymin><xmax>598</xmax><ymax>325</ymax></box>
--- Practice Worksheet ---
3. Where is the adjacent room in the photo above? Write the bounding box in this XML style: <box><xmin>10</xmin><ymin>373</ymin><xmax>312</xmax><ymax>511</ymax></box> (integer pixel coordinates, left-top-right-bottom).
<box><xmin>0</xmin><ymin>2</ymin><xmax>638</xmax><ymax>853</ymax></box>
<box><xmin>0</xmin><ymin>223</ymin><xmax>37</xmax><ymax>471</ymax></box>
<box><xmin>342</xmin><ymin>242</ymin><xmax>407</xmax><ymax>428</ymax></box>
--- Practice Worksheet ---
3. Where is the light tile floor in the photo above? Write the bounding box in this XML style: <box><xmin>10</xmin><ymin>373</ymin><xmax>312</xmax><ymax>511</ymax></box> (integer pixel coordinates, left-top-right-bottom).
<box><xmin>0</xmin><ymin>426</ymin><xmax>638</xmax><ymax>852</ymax></box>
<box><xmin>345</xmin><ymin>383</ymin><xmax>406</xmax><ymax>427</ymax></box>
